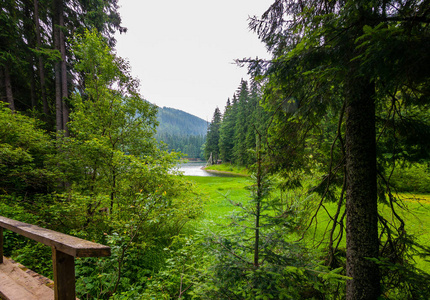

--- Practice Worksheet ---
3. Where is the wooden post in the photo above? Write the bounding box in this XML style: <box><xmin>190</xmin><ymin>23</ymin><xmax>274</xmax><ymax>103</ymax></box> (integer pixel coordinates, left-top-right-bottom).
<box><xmin>0</xmin><ymin>216</ymin><xmax>110</xmax><ymax>298</ymax></box>
<box><xmin>0</xmin><ymin>227</ymin><xmax>3</xmax><ymax>263</ymax></box>
<box><xmin>52</xmin><ymin>248</ymin><xmax>75</xmax><ymax>300</ymax></box>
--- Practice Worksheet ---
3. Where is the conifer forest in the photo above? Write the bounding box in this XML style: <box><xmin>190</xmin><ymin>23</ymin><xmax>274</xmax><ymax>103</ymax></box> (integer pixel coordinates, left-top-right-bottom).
<box><xmin>1</xmin><ymin>0</ymin><xmax>430</xmax><ymax>299</ymax></box>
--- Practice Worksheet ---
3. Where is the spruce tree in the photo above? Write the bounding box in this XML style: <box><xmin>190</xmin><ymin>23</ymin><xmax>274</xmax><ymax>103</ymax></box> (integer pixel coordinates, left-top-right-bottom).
<box><xmin>249</xmin><ymin>0</ymin><xmax>430</xmax><ymax>298</ymax></box>
<box><xmin>232</xmin><ymin>80</ymin><xmax>250</xmax><ymax>165</ymax></box>
<box><xmin>205</xmin><ymin>107</ymin><xmax>222</xmax><ymax>164</ymax></box>
<box><xmin>219</xmin><ymin>97</ymin><xmax>237</xmax><ymax>163</ymax></box>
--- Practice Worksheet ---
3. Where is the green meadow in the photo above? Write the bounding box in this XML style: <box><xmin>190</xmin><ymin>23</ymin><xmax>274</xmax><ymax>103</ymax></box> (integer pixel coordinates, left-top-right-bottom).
<box><xmin>187</xmin><ymin>175</ymin><xmax>251</xmax><ymax>227</ymax></box>
<box><xmin>187</xmin><ymin>175</ymin><xmax>430</xmax><ymax>272</ymax></box>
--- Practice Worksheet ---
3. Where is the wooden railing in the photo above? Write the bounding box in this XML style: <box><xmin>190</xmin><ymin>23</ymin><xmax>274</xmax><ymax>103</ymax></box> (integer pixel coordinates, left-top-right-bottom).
<box><xmin>0</xmin><ymin>216</ymin><xmax>110</xmax><ymax>300</ymax></box>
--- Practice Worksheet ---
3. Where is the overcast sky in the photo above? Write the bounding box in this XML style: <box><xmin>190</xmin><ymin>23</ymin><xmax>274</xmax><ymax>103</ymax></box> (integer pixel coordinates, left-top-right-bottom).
<box><xmin>114</xmin><ymin>0</ymin><xmax>273</xmax><ymax>121</ymax></box>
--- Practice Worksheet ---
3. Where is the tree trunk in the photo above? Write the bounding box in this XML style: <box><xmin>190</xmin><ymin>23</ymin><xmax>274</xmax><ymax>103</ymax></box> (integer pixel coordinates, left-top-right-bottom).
<box><xmin>53</xmin><ymin>0</ymin><xmax>63</xmax><ymax>134</ymax></box>
<box><xmin>3</xmin><ymin>65</ymin><xmax>15</xmax><ymax>111</ymax></box>
<box><xmin>254</xmin><ymin>134</ymin><xmax>262</xmax><ymax>267</ymax></box>
<box><xmin>24</xmin><ymin>2</ymin><xmax>37</xmax><ymax>110</ymax></box>
<box><xmin>0</xmin><ymin>68</ymin><xmax>4</xmax><ymax>102</ymax></box>
<box><xmin>110</xmin><ymin>171</ymin><xmax>116</xmax><ymax>213</ymax></box>
<box><xmin>54</xmin><ymin>61</ymin><xmax>62</xmax><ymax>133</ymax></box>
<box><xmin>29</xmin><ymin>62</ymin><xmax>37</xmax><ymax>110</ymax></box>
<box><xmin>34</xmin><ymin>0</ymin><xmax>49</xmax><ymax>116</ymax></box>
<box><xmin>59</xmin><ymin>3</ymin><xmax>69</xmax><ymax>136</ymax></box>
<box><xmin>345</xmin><ymin>74</ymin><xmax>380</xmax><ymax>299</ymax></box>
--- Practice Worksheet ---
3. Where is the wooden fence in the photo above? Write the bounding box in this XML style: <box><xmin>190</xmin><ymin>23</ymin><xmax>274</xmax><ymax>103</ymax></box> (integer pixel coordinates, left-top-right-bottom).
<box><xmin>0</xmin><ymin>216</ymin><xmax>110</xmax><ymax>300</ymax></box>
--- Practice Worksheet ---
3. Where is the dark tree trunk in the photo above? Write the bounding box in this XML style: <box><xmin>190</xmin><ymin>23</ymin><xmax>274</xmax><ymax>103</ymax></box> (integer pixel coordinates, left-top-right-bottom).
<box><xmin>3</xmin><ymin>65</ymin><xmax>15</xmax><ymax>111</ymax></box>
<box><xmin>59</xmin><ymin>2</ymin><xmax>69</xmax><ymax>136</ymax></box>
<box><xmin>34</xmin><ymin>0</ymin><xmax>49</xmax><ymax>116</ymax></box>
<box><xmin>54</xmin><ymin>61</ymin><xmax>62</xmax><ymax>133</ymax></box>
<box><xmin>53</xmin><ymin>0</ymin><xmax>63</xmax><ymax>134</ymax></box>
<box><xmin>0</xmin><ymin>68</ymin><xmax>4</xmax><ymax>102</ymax></box>
<box><xmin>345</xmin><ymin>74</ymin><xmax>380</xmax><ymax>299</ymax></box>
<box><xmin>24</xmin><ymin>2</ymin><xmax>37</xmax><ymax>110</ymax></box>
<box><xmin>29</xmin><ymin>62</ymin><xmax>37</xmax><ymax>110</ymax></box>
<box><xmin>253</xmin><ymin>134</ymin><xmax>262</xmax><ymax>268</ymax></box>
<box><xmin>110</xmin><ymin>171</ymin><xmax>116</xmax><ymax>213</ymax></box>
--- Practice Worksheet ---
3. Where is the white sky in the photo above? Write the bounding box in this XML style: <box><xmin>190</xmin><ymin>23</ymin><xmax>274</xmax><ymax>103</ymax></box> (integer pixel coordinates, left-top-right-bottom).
<box><xmin>114</xmin><ymin>0</ymin><xmax>272</xmax><ymax>121</ymax></box>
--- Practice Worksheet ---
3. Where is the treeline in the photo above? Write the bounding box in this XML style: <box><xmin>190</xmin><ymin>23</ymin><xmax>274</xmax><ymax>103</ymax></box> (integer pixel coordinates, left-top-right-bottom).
<box><xmin>199</xmin><ymin>0</ymin><xmax>430</xmax><ymax>298</ymax></box>
<box><xmin>156</xmin><ymin>106</ymin><xmax>207</xmax><ymax>159</ymax></box>
<box><xmin>157</xmin><ymin>133</ymin><xmax>205</xmax><ymax>160</ymax></box>
<box><xmin>157</xmin><ymin>107</ymin><xmax>207</xmax><ymax>136</ymax></box>
<box><xmin>0</xmin><ymin>0</ymin><xmax>124</xmax><ymax>132</ymax></box>
<box><xmin>204</xmin><ymin>79</ymin><xmax>269</xmax><ymax>165</ymax></box>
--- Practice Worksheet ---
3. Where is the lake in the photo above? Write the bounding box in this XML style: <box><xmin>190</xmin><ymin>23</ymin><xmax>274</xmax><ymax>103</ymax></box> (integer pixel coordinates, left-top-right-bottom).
<box><xmin>176</xmin><ymin>162</ymin><xmax>238</xmax><ymax>177</ymax></box>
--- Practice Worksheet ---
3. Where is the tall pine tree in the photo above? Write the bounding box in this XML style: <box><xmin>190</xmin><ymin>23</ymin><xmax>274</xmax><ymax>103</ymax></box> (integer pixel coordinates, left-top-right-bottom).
<box><xmin>205</xmin><ymin>107</ymin><xmax>222</xmax><ymax>164</ymax></box>
<box><xmin>250</xmin><ymin>0</ymin><xmax>430</xmax><ymax>298</ymax></box>
<box><xmin>232</xmin><ymin>80</ymin><xmax>250</xmax><ymax>165</ymax></box>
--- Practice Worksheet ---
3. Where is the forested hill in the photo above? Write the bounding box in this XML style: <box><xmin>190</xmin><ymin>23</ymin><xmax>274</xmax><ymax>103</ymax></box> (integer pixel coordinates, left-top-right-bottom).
<box><xmin>156</xmin><ymin>106</ymin><xmax>208</xmax><ymax>136</ymax></box>
<box><xmin>156</xmin><ymin>106</ymin><xmax>207</xmax><ymax>159</ymax></box>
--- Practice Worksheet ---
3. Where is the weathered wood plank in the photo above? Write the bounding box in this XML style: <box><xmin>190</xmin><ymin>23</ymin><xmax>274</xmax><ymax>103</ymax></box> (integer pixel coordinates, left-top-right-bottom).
<box><xmin>0</xmin><ymin>257</ymin><xmax>54</xmax><ymax>300</ymax></box>
<box><xmin>0</xmin><ymin>272</ymin><xmax>38</xmax><ymax>300</ymax></box>
<box><xmin>0</xmin><ymin>227</ymin><xmax>3</xmax><ymax>264</ymax></box>
<box><xmin>53</xmin><ymin>249</ymin><xmax>75</xmax><ymax>300</ymax></box>
<box><xmin>0</xmin><ymin>216</ymin><xmax>110</xmax><ymax>258</ymax></box>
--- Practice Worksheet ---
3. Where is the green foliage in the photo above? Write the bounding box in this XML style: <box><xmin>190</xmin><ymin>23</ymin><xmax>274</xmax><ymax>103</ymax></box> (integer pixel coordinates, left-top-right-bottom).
<box><xmin>389</xmin><ymin>163</ymin><xmax>430</xmax><ymax>194</ymax></box>
<box><xmin>218</xmin><ymin>97</ymin><xmax>237</xmax><ymax>163</ymax></box>
<box><xmin>212</xmin><ymin>79</ymin><xmax>270</xmax><ymax>167</ymax></box>
<box><xmin>369</xmin><ymin>257</ymin><xmax>430</xmax><ymax>300</ymax></box>
<box><xmin>0</xmin><ymin>0</ymin><xmax>124</xmax><ymax>119</ymax></box>
<box><xmin>41</xmin><ymin>30</ymin><xmax>203</xmax><ymax>298</ymax></box>
<box><xmin>141</xmin><ymin>235</ymin><xmax>206</xmax><ymax>299</ymax></box>
<box><xmin>204</xmin><ymin>163</ymin><xmax>249</xmax><ymax>176</ymax></box>
<box><xmin>157</xmin><ymin>133</ymin><xmax>205</xmax><ymax>159</ymax></box>
<box><xmin>204</xmin><ymin>107</ymin><xmax>222</xmax><ymax>163</ymax></box>
<box><xmin>13</xmin><ymin>243</ymin><xmax>53</xmax><ymax>279</ymax></box>
<box><xmin>189</xmin><ymin>148</ymin><xmax>345</xmax><ymax>299</ymax></box>
<box><xmin>0</xmin><ymin>199</ymin><xmax>41</xmax><ymax>256</ymax></box>
<box><xmin>1</xmin><ymin>29</ymin><xmax>203</xmax><ymax>299</ymax></box>
<box><xmin>245</xmin><ymin>0</ymin><xmax>430</xmax><ymax>298</ymax></box>
<box><xmin>0</xmin><ymin>103</ymin><xmax>57</xmax><ymax>196</ymax></box>
<box><xmin>232</xmin><ymin>80</ymin><xmax>251</xmax><ymax>166</ymax></box>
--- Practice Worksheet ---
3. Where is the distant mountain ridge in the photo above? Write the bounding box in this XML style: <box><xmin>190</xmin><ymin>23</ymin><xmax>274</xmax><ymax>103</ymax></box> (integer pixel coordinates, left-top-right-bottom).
<box><xmin>156</xmin><ymin>106</ymin><xmax>208</xmax><ymax>136</ymax></box>
<box><xmin>155</xmin><ymin>106</ymin><xmax>207</xmax><ymax>159</ymax></box>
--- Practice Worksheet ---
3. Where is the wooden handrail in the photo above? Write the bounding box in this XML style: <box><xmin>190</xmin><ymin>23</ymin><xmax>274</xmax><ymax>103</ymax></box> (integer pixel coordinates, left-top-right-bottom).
<box><xmin>0</xmin><ymin>216</ymin><xmax>111</xmax><ymax>300</ymax></box>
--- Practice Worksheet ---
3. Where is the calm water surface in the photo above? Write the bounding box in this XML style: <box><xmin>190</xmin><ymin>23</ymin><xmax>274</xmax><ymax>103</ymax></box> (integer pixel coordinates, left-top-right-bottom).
<box><xmin>176</xmin><ymin>162</ymin><xmax>237</xmax><ymax>177</ymax></box>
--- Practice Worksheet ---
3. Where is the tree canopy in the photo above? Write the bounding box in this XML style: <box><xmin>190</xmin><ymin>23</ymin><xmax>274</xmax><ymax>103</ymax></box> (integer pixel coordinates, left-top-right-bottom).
<box><xmin>247</xmin><ymin>0</ymin><xmax>430</xmax><ymax>298</ymax></box>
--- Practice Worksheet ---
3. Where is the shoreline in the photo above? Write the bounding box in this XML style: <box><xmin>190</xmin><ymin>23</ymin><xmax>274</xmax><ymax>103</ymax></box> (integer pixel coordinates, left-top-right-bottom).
<box><xmin>201</xmin><ymin>166</ymin><xmax>249</xmax><ymax>177</ymax></box>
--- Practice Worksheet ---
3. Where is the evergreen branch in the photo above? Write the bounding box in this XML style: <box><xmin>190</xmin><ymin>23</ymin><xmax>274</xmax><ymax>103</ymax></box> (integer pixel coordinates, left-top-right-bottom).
<box><xmin>212</xmin><ymin>238</ymin><xmax>253</xmax><ymax>266</ymax></box>
<box><xmin>328</xmin><ymin>171</ymin><xmax>346</xmax><ymax>267</ymax></box>
<box><xmin>376</xmin><ymin>16</ymin><xmax>430</xmax><ymax>24</ymax></box>
<box><xmin>301</xmin><ymin>101</ymin><xmax>346</xmax><ymax>241</ymax></box>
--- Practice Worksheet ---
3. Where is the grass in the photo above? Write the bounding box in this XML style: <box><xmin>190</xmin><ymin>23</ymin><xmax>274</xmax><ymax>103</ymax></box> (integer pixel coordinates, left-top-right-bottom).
<box><xmin>301</xmin><ymin>193</ymin><xmax>430</xmax><ymax>272</ymax></box>
<box><xmin>187</xmin><ymin>176</ymin><xmax>250</xmax><ymax>228</ymax></box>
<box><xmin>204</xmin><ymin>163</ymin><xmax>249</xmax><ymax>176</ymax></box>
<box><xmin>186</xmin><ymin>175</ymin><xmax>430</xmax><ymax>272</ymax></box>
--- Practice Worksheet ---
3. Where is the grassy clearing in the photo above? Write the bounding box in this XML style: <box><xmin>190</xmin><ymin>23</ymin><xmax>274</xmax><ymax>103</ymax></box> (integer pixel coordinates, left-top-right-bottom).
<box><xmin>187</xmin><ymin>175</ymin><xmax>430</xmax><ymax>272</ymax></box>
<box><xmin>186</xmin><ymin>176</ymin><xmax>250</xmax><ymax>230</ymax></box>
<box><xmin>298</xmin><ymin>194</ymin><xmax>430</xmax><ymax>272</ymax></box>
